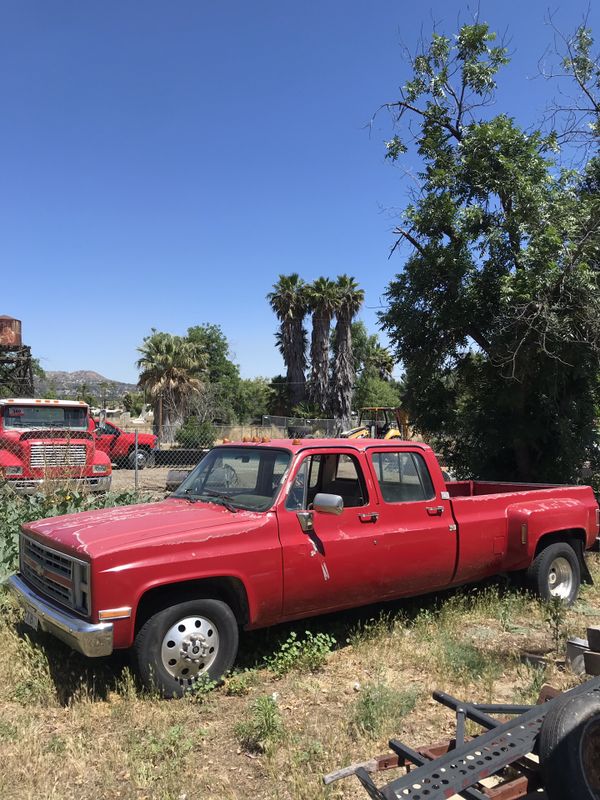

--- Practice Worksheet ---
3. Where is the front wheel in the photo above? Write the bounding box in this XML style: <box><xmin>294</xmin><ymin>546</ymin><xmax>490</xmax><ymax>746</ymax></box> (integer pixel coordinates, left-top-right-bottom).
<box><xmin>133</xmin><ymin>598</ymin><xmax>239</xmax><ymax>698</ymax></box>
<box><xmin>526</xmin><ymin>542</ymin><xmax>581</xmax><ymax>606</ymax></box>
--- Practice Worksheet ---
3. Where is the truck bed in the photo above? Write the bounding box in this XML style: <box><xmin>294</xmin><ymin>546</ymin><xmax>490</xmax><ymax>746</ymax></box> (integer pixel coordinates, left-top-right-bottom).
<box><xmin>446</xmin><ymin>480</ymin><xmax>558</xmax><ymax>497</ymax></box>
<box><xmin>444</xmin><ymin>480</ymin><xmax>597</xmax><ymax>585</ymax></box>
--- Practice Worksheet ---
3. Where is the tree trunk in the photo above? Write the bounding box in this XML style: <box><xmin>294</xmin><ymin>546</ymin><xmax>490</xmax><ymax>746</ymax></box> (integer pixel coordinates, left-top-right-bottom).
<box><xmin>288</xmin><ymin>318</ymin><xmax>307</xmax><ymax>408</ymax></box>
<box><xmin>331</xmin><ymin>312</ymin><xmax>354</xmax><ymax>429</ymax></box>
<box><xmin>309</xmin><ymin>311</ymin><xmax>332</xmax><ymax>413</ymax></box>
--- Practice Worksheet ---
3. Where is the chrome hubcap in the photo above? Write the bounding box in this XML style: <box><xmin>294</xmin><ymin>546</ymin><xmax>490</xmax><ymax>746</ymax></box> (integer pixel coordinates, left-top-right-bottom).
<box><xmin>161</xmin><ymin>615</ymin><xmax>219</xmax><ymax>685</ymax></box>
<box><xmin>547</xmin><ymin>557</ymin><xmax>573</xmax><ymax>600</ymax></box>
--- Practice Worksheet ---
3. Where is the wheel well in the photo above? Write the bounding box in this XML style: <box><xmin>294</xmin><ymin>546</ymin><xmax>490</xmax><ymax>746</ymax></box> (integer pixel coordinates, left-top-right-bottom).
<box><xmin>534</xmin><ymin>529</ymin><xmax>586</xmax><ymax>558</ymax></box>
<box><xmin>534</xmin><ymin>528</ymin><xmax>593</xmax><ymax>584</ymax></box>
<box><xmin>134</xmin><ymin>577</ymin><xmax>250</xmax><ymax>635</ymax></box>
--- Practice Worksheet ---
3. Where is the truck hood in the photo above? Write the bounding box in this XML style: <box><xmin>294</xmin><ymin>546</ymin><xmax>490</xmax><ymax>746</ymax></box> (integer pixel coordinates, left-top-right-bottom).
<box><xmin>22</xmin><ymin>498</ymin><xmax>265</xmax><ymax>558</ymax></box>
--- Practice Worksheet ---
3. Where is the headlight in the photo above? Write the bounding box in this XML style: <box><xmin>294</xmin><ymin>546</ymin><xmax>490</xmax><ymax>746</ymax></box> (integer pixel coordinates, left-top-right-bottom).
<box><xmin>93</xmin><ymin>464</ymin><xmax>109</xmax><ymax>474</ymax></box>
<box><xmin>5</xmin><ymin>466</ymin><xmax>23</xmax><ymax>476</ymax></box>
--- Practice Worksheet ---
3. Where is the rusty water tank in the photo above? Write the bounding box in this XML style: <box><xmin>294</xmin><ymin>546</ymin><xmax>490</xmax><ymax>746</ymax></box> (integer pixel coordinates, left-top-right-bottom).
<box><xmin>0</xmin><ymin>316</ymin><xmax>22</xmax><ymax>348</ymax></box>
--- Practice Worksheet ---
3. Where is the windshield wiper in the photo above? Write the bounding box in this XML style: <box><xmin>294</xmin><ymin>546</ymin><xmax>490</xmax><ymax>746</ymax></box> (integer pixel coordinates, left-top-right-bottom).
<box><xmin>203</xmin><ymin>490</ymin><xmax>239</xmax><ymax>513</ymax></box>
<box><xmin>177</xmin><ymin>488</ymin><xmax>238</xmax><ymax>512</ymax></box>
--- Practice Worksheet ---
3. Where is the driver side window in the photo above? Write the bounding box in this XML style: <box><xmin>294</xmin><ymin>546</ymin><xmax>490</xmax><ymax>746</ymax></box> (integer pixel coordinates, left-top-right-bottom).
<box><xmin>285</xmin><ymin>453</ymin><xmax>368</xmax><ymax>510</ymax></box>
<box><xmin>285</xmin><ymin>455</ymin><xmax>321</xmax><ymax>511</ymax></box>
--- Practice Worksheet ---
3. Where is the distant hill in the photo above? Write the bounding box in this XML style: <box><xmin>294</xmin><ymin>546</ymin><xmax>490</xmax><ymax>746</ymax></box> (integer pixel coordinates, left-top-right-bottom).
<box><xmin>35</xmin><ymin>370</ymin><xmax>138</xmax><ymax>400</ymax></box>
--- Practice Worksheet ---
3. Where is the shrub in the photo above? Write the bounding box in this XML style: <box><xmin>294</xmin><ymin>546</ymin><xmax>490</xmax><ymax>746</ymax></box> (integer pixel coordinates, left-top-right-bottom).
<box><xmin>266</xmin><ymin>630</ymin><xmax>336</xmax><ymax>677</ymax></box>
<box><xmin>175</xmin><ymin>418</ymin><xmax>216</xmax><ymax>449</ymax></box>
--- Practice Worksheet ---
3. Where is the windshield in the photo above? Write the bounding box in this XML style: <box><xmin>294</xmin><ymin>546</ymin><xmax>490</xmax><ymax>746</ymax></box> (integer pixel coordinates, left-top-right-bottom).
<box><xmin>3</xmin><ymin>405</ymin><xmax>88</xmax><ymax>430</ymax></box>
<box><xmin>174</xmin><ymin>447</ymin><xmax>291</xmax><ymax>511</ymax></box>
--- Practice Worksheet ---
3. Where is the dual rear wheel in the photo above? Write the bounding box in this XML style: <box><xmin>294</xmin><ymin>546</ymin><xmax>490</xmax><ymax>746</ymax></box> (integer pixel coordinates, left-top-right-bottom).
<box><xmin>526</xmin><ymin>541</ymin><xmax>581</xmax><ymax>607</ymax></box>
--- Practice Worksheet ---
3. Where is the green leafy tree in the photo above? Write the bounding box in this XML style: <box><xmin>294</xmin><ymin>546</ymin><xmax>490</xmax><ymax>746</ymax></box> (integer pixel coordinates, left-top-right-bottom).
<box><xmin>543</xmin><ymin>22</ymin><xmax>599</xmax><ymax>146</ymax></box>
<box><xmin>345</xmin><ymin>322</ymin><xmax>396</xmax><ymax>382</ymax></box>
<box><xmin>137</xmin><ymin>330</ymin><xmax>207</xmax><ymax>440</ymax></box>
<box><xmin>76</xmin><ymin>382</ymin><xmax>96</xmax><ymax>407</ymax></box>
<box><xmin>379</xmin><ymin>22</ymin><xmax>600</xmax><ymax>481</ymax></box>
<box><xmin>353</xmin><ymin>374</ymin><xmax>402</xmax><ymax>410</ymax></box>
<box><xmin>123</xmin><ymin>391</ymin><xmax>145</xmax><ymax>417</ymax></box>
<box><xmin>186</xmin><ymin>324</ymin><xmax>242</xmax><ymax>423</ymax></box>
<box><xmin>267</xmin><ymin>275</ymin><xmax>308</xmax><ymax>410</ymax></box>
<box><xmin>266</xmin><ymin>375</ymin><xmax>290</xmax><ymax>417</ymax></box>
<box><xmin>233</xmin><ymin>378</ymin><xmax>273</xmax><ymax>423</ymax></box>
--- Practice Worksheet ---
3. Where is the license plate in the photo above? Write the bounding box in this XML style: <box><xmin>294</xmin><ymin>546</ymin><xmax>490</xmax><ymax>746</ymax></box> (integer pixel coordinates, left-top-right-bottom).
<box><xmin>24</xmin><ymin>608</ymin><xmax>39</xmax><ymax>631</ymax></box>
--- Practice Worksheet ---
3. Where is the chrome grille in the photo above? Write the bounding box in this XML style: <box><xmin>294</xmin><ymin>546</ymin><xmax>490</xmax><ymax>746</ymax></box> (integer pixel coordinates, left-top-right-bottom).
<box><xmin>20</xmin><ymin>534</ymin><xmax>90</xmax><ymax>615</ymax></box>
<box><xmin>30</xmin><ymin>444</ymin><xmax>87</xmax><ymax>468</ymax></box>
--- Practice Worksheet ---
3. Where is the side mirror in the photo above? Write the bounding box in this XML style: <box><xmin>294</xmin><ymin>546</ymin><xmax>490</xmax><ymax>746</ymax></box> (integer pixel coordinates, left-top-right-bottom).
<box><xmin>312</xmin><ymin>493</ymin><xmax>344</xmax><ymax>515</ymax></box>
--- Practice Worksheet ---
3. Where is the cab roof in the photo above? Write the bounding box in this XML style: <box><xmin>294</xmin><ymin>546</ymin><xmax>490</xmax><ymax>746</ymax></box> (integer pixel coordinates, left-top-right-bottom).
<box><xmin>0</xmin><ymin>398</ymin><xmax>88</xmax><ymax>408</ymax></box>
<box><xmin>217</xmin><ymin>437</ymin><xmax>431</xmax><ymax>454</ymax></box>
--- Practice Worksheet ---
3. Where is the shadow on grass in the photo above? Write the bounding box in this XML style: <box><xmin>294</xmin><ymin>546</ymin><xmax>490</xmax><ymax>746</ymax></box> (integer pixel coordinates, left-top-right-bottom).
<box><xmin>15</xmin><ymin>620</ymin><xmax>135</xmax><ymax>705</ymax></box>
<box><xmin>14</xmin><ymin>573</ymin><xmax>524</xmax><ymax>705</ymax></box>
<box><xmin>235</xmin><ymin>574</ymin><xmax>520</xmax><ymax>671</ymax></box>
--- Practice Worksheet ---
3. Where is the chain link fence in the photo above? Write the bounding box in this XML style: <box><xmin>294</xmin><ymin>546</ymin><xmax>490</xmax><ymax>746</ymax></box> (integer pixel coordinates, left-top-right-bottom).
<box><xmin>108</xmin><ymin>416</ymin><xmax>340</xmax><ymax>493</ymax></box>
<box><xmin>0</xmin><ymin>411</ymin><xmax>340</xmax><ymax>496</ymax></box>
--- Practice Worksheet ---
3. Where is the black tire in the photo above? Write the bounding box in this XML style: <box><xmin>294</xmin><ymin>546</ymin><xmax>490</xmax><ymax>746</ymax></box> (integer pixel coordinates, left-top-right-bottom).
<box><xmin>133</xmin><ymin>598</ymin><xmax>239</xmax><ymax>698</ymax></box>
<box><xmin>526</xmin><ymin>542</ymin><xmax>581</xmax><ymax>606</ymax></box>
<box><xmin>127</xmin><ymin>448</ymin><xmax>155</xmax><ymax>470</ymax></box>
<box><xmin>539</xmin><ymin>691</ymin><xmax>600</xmax><ymax>800</ymax></box>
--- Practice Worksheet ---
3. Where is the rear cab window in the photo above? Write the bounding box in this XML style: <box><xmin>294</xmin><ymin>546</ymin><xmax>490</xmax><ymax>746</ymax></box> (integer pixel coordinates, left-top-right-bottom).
<box><xmin>370</xmin><ymin>450</ymin><xmax>435</xmax><ymax>503</ymax></box>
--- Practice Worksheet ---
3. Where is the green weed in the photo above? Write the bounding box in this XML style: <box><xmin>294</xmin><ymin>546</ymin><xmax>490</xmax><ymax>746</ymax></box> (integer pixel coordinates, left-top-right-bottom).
<box><xmin>235</xmin><ymin>695</ymin><xmax>283</xmax><ymax>754</ymax></box>
<box><xmin>541</xmin><ymin>597</ymin><xmax>567</xmax><ymax>655</ymax></box>
<box><xmin>350</xmin><ymin>681</ymin><xmax>418</xmax><ymax>739</ymax></box>
<box><xmin>267</xmin><ymin>630</ymin><xmax>335</xmax><ymax>677</ymax></box>
<box><xmin>225</xmin><ymin>669</ymin><xmax>257</xmax><ymax>696</ymax></box>
<box><xmin>441</xmin><ymin>638</ymin><xmax>501</xmax><ymax>682</ymax></box>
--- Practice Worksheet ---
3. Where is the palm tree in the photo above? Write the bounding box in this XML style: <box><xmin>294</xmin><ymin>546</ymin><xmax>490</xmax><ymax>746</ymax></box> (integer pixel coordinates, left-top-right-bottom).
<box><xmin>137</xmin><ymin>330</ymin><xmax>207</xmax><ymax>441</ymax></box>
<box><xmin>306</xmin><ymin>277</ymin><xmax>340</xmax><ymax>414</ymax></box>
<box><xmin>267</xmin><ymin>274</ymin><xmax>308</xmax><ymax>410</ymax></box>
<box><xmin>330</xmin><ymin>276</ymin><xmax>364</xmax><ymax>426</ymax></box>
<box><xmin>371</xmin><ymin>345</ymin><xmax>395</xmax><ymax>381</ymax></box>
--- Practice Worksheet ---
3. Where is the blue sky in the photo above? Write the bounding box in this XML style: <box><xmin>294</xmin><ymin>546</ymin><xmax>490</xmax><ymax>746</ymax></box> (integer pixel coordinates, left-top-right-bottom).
<box><xmin>1</xmin><ymin>1</ymin><xmax>598</xmax><ymax>384</ymax></box>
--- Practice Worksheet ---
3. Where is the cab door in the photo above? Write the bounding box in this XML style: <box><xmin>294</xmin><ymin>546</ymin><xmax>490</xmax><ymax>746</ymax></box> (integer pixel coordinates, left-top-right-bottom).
<box><xmin>366</xmin><ymin>447</ymin><xmax>457</xmax><ymax>595</ymax></box>
<box><xmin>95</xmin><ymin>422</ymin><xmax>121</xmax><ymax>461</ymax></box>
<box><xmin>277</xmin><ymin>449</ymin><xmax>387</xmax><ymax>617</ymax></box>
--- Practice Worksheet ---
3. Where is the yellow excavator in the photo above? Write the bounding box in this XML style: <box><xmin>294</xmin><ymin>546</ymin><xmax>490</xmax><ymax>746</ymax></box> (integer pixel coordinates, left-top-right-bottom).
<box><xmin>341</xmin><ymin>407</ymin><xmax>411</xmax><ymax>440</ymax></box>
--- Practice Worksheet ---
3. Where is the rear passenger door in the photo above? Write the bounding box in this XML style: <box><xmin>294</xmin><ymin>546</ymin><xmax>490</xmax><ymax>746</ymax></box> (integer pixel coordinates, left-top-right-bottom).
<box><xmin>367</xmin><ymin>448</ymin><xmax>457</xmax><ymax>595</ymax></box>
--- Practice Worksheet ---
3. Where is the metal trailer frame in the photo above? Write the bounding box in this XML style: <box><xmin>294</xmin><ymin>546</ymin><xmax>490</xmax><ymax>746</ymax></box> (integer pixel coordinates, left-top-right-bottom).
<box><xmin>323</xmin><ymin>676</ymin><xmax>600</xmax><ymax>800</ymax></box>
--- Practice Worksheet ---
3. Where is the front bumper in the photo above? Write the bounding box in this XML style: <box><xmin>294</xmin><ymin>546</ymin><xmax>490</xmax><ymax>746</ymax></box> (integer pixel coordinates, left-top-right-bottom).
<box><xmin>7</xmin><ymin>574</ymin><xmax>113</xmax><ymax>657</ymax></box>
<box><xmin>7</xmin><ymin>475</ymin><xmax>111</xmax><ymax>496</ymax></box>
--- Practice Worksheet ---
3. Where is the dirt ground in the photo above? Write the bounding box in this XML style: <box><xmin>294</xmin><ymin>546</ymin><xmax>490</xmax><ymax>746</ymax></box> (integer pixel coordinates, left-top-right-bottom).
<box><xmin>0</xmin><ymin>555</ymin><xmax>597</xmax><ymax>799</ymax></box>
<box><xmin>109</xmin><ymin>467</ymin><xmax>174</xmax><ymax>495</ymax></box>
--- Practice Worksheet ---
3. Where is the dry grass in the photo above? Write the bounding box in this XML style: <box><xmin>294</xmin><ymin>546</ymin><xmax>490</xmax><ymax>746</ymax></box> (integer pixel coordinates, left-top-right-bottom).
<box><xmin>0</xmin><ymin>556</ymin><xmax>598</xmax><ymax>799</ymax></box>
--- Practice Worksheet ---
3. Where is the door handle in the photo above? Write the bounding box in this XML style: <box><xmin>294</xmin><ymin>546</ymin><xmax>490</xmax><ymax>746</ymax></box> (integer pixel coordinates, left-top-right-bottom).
<box><xmin>426</xmin><ymin>506</ymin><xmax>444</xmax><ymax>516</ymax></box>
<box><xmin>358</xmin><ymin>512</ymin><xmax>379</xmax><ymax>524</ymax></box>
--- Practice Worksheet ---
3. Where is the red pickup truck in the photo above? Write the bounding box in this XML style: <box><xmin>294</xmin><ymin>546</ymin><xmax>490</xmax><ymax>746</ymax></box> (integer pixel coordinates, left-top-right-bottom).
<box><xmin>8</xmin><ymin>438</ymin><xmax>598</xmax><ymax>697</ymax></box>
<box><xmin>90</xmin><ymin>418</ymin><xmax>158</xmax><ymax>469</ymax></box>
